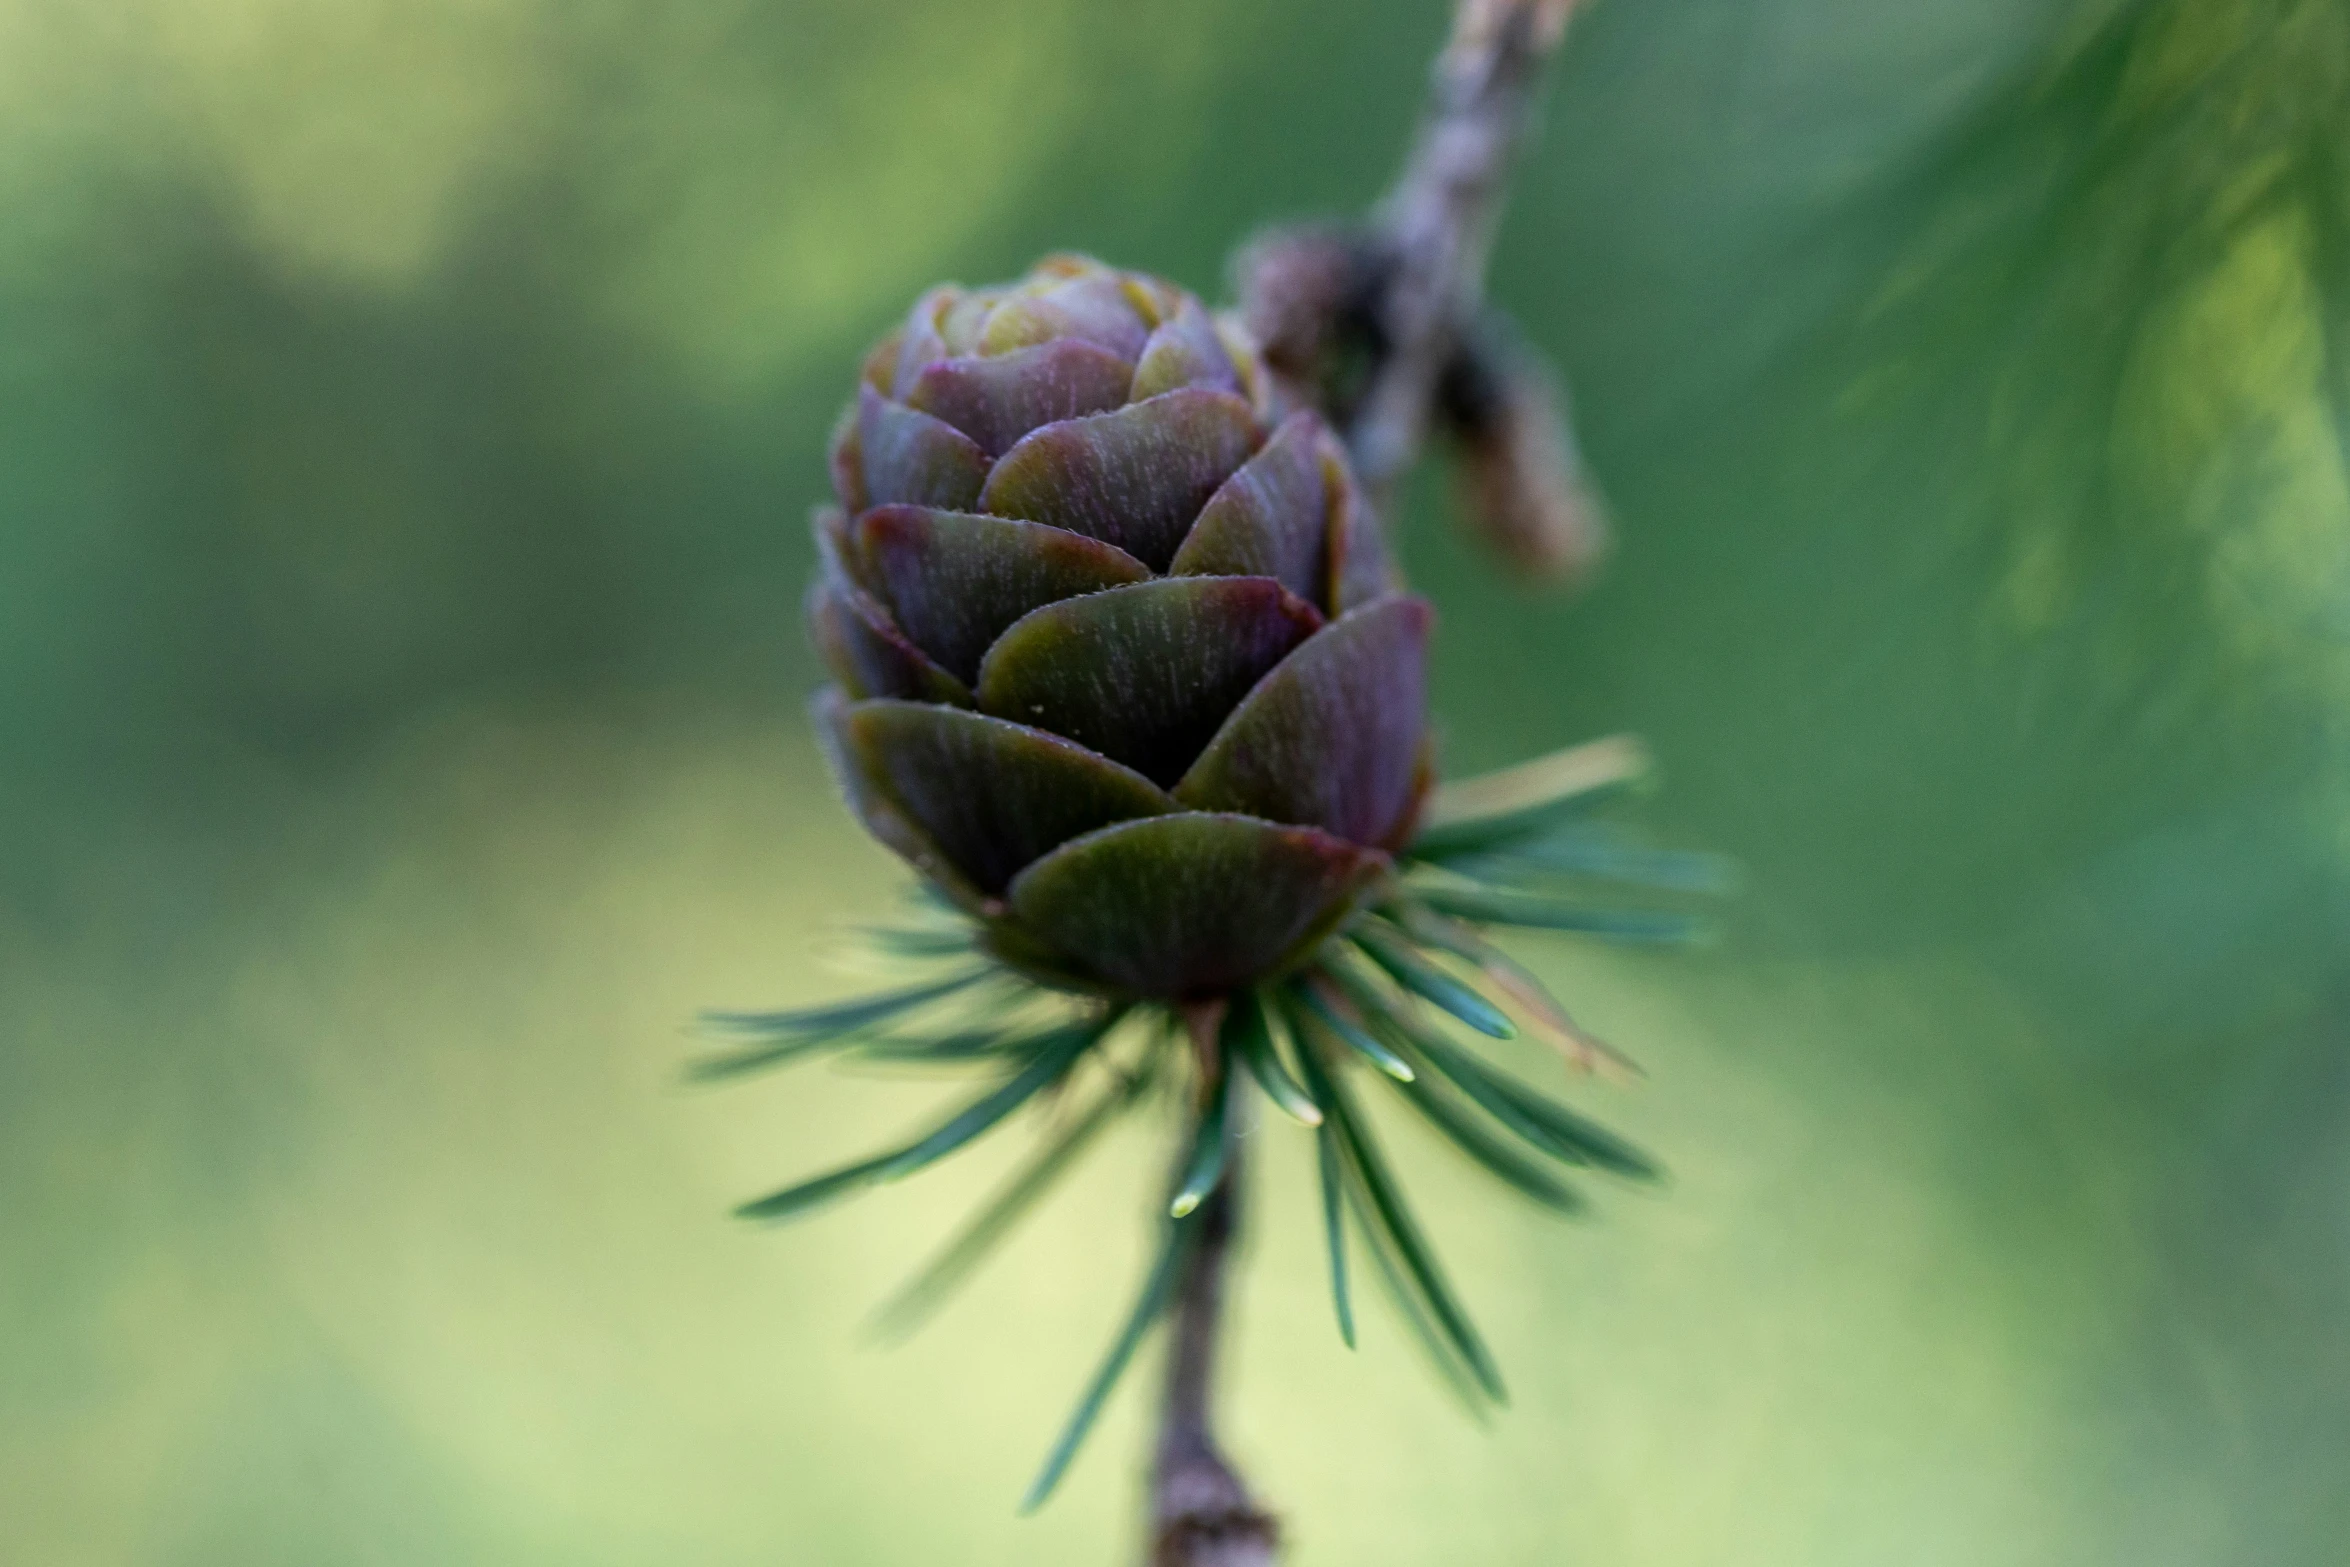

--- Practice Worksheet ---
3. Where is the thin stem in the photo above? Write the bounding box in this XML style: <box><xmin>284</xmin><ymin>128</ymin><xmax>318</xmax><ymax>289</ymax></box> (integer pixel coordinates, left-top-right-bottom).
<box><xmin>1346</xmin><ymin>0</ymin><xmax>1576</xmax><ymax>511</ymax></box>
<box><xmin>1151</xmin><ymin>1141</ymin><xmax>1275</xmax><ymax>1567</ymax></box>
<box><xmin>1152</xmin><ymin>1005</ymin><xmax>1276</xmax><ymax>1567</ymax></box>
<box><xmin>1151</xmin><ymin>6</ymin><xmax>1578</xmax><ymax>1560</ymax></box>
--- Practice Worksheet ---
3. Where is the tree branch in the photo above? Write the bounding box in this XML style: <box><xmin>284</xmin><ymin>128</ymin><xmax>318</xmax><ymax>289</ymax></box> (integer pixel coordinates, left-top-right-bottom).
<box><xmin>1347</xmin><ymin>0</ymin><xmax>1577</xmax><ymax>508</ymax></box>
<box><xmin>1151</xmin><ymin>6</ymin><xmax>1580</xmax><ymax>1561</ymax></box>
<box><xmin>1150</xmin><ymin>1002</ymin><xmax>1276</xmax><ymax>1566</ymax></box>
<box><xmin>1150</xmin><ymin>1142</ymin><xmax>1275</xmax><ymax>1567</ymax></box>
<box><xmin>1235</xmin><ymin>0</ymin><xmax>1599</xmax><ymax>577</ymax></box>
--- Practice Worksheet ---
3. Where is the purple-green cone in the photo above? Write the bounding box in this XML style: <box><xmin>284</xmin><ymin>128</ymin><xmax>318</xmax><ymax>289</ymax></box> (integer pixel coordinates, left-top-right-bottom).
<box><xmin>811</xmin><ymin>255</ymin><xmax>1432</xmax><ymax>999</ymax></box>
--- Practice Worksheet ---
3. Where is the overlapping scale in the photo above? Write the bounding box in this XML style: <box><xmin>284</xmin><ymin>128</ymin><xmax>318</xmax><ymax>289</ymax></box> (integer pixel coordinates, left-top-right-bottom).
<box><xmin>1130</xmin><ymin>298</ymin><xmax>1244</xmax><ymax>401</ymax></box>
<box><xmin>1002</xmin><ymin>813</ymin><xmax>1390</xmax><ymax>996</ymax></box>
<box><xmin>937</xmin><ymin>290</ymin><xmax>1004</xmax><ymax>360</ymax></box>
<box><xmin>977</xmin><ymin>273</ymin><xmax>1154</xmax><ymax>361</ymax></box>
<box><xmin>827</xmin><ymin>403</ymin><xmax>868</xmax><ymax>513</ymax></box>
<box><xmin>808</xmin><ymin>510</ymin><xmax>970</xmax><ymax>705</ymax></box>
<box><xmin>905</xmin><ymin>340</ymin><xmax>1136</xmax><ymax>457</ymax></box>
<box><xmin>807</xmin><ymin>582</ymin><xmax>966</xmax><ymax>707</ymax></box>
<box><xmin>849</xmin><ymin>506</ymin><xmax>1151</xmax><ymax>685</ymax></box>
<box><xmin>1167</xmin><ymin>410</ymin><xmax>1332</xmax><ymax>606</ymax></box>
<box><xmin>855</xmin><ymin>386</ymin><xmax>989</xmax><ymax>512</ymax></box>
<box><xmin>827</xmin><ymin>701</ymin><xmax>1175</xmax><ymax>897</ymax></box>
<box><xmin>809</xmin><ymin>690</ymin><xmax>986</xmax><ymax>913</ymax></box>
<box><xmin>857</xmin><ymin>327</ymin><xmax>903</xmax><ymax>394</ymax></box>
<box><xmin>977</xmin><ymin>389</ymin><xmax>1259</xmax><ymax>570</ymax></box>
<box><xmin>1324</xmin><ymin>444</ymin><xmax>1392</xmax><ymax>611</ymax></box>
<box><xmin>888</xmin><ymin>287</ymin><xmax>959</xmax><ymax>395</ymax></box>
<box><xmin>1175</xmin><ymin>596</ymin><xmax>1431</xmax><ymax>847</ymax></box>
<box><xmin>975</xmin><ymin>577</ymin><xmax>1321</xmax><ymax>787</ymax></box>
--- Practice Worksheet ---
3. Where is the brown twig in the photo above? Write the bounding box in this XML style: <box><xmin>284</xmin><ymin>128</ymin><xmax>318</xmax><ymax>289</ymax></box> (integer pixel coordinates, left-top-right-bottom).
<box><xmin>1151</xmin><ymin>1003</ymin><xmax>1277</xmax><ymax>1567</ymax></box>
<box><xmin>1345</xmin><ymin>0</ymin><xmax>1578</xmax><ymax>510</ymax></box>
<box><xmin>1153</xmin><ymin>5</ymin><xmax>1580</xmax><ymax>1562</ymax></box>
<box><xmin>1151</xmin><ymin>1143</ymin><xmax>1276</xmax><ymax>1567</ymax></box>
<box><xmin>1235</xmin><ymin>0</ymin><xmax>1599</xmax><ymax>580</ymax></box>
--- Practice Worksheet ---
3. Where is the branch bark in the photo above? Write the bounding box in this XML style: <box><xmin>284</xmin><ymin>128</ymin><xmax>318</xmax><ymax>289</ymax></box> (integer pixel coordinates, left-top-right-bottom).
<box><xmin>1150</xmin><ymin>1143</ymin><xmax>1276</xmax><ymax>1567</ymax></box>
<box><xmin>1152</xmin><ymin>10</ymin><xmax>1579</xmax><ymax>1561</ymax></box>
<box><xmin>1346</xmin><ymin>0</ymin><xmax>1578</xmax><ymax>512</ymax></box>
<box><xmin>1234</xmin><ymin>0</ymin><xmax>1598</xmax><ymax>577</ymax></box>
<box><xmin>1149</xmin><ymin>1002</ymin><xmax>1276</xmax><ymax>1566</ymax></box>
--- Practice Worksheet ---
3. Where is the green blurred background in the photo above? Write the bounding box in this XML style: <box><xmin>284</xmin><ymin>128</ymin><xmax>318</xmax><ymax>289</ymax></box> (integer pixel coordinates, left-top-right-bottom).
<box><xmin>6</xmin><ymin>0</ymin><xmax>2348</xmax><ymax>1561</ymax></box>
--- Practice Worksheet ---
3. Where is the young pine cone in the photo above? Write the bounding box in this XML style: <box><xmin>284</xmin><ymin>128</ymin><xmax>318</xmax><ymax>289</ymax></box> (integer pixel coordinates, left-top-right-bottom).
<box><xmin>812</xmin><ymin>255</ymin><xmax>1431</xmax><ymax>1000</ymax></box>
<box><xmin>736</xmin><ymin>255</ymin><xmax>1703</xmax><ymax>1495</ymax></box>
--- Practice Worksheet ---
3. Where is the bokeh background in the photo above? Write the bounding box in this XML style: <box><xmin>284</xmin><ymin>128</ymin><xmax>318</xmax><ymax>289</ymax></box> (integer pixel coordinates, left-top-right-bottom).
<box><xmin>6</xmin><ymin>0</ymin><xmax>2348</xmax><ymax>1561</ymax></box>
